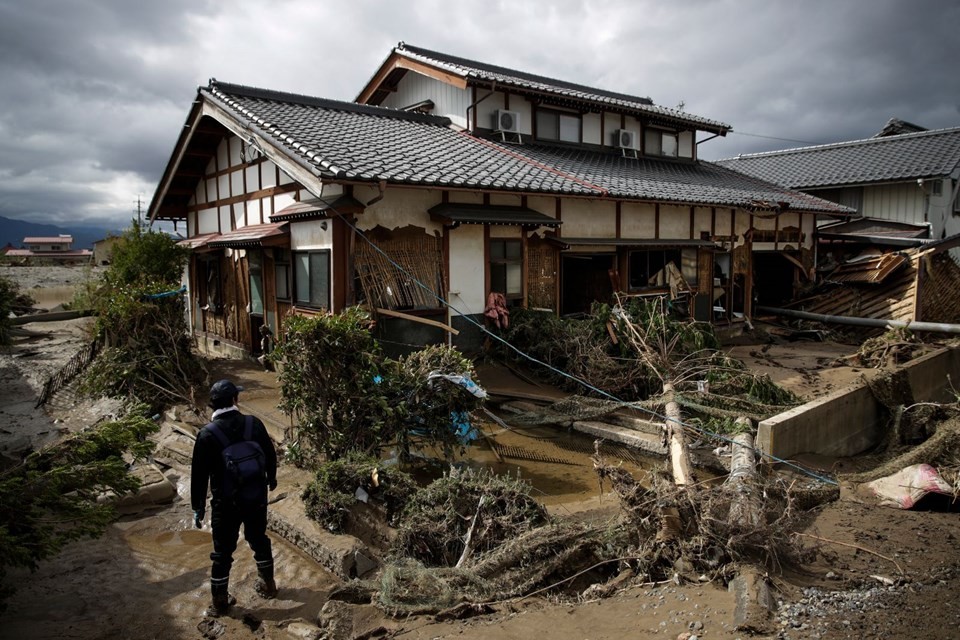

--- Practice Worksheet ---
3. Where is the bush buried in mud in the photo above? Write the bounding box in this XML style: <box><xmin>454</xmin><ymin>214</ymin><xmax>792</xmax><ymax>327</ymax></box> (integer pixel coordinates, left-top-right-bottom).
<box><xmin>301</xmin><ymin>451</ymin><xmax>418</xmax><ymax>533</ymax></box>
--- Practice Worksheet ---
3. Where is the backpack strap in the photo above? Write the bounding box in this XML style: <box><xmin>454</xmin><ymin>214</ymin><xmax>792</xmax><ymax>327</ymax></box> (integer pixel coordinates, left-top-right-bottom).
<box><xmin>242</xmin><ymin>414</ymin><xmax>254</xmax><ymax>441</ymax></box>
<box><xmin>205</xmin><ymin>422</ymin><xmax>231</xmax><ymax>449</ymax></box>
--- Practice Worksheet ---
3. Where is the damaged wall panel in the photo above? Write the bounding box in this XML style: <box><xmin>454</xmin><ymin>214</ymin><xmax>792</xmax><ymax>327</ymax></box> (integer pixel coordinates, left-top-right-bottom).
<box><xmin>355</xmin><ymin>225</ymin><xmax>446</xmax><ymax>311</ymax></box>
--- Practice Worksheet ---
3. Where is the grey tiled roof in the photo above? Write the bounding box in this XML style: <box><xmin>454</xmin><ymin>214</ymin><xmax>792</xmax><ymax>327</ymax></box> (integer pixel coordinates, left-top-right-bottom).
<box><xmin>205</xmin><ymin>81</ymin><xmax>850</xmax><ymax>215</ymax></box>
<box><xmin>393</xmin><ymin>43</ymin><xmax>731</xmax><ymax>134</ymax></box>
<box><xmin>716</xmin><ymin>127</ymin><xmax>960</xmax><ymax>189</ymax></box>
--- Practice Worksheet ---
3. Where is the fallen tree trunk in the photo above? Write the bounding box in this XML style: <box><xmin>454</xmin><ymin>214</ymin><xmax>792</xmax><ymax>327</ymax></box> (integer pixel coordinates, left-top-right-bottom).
<box><xmin>727</xmin><ymin>422</ymin><xmax>762</xmax><ymax>529</ymax></box>
<box><xmin>662</xmin><ymin>381</ymin><xmax>694</xmax><ymax>487</ymax></box>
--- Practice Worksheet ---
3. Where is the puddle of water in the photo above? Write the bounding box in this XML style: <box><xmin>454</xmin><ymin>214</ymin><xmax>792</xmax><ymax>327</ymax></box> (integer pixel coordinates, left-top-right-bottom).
<box><xmin>408</xmin><ymin>420</ymin><xmax>659</xmax><ymax>506</ymax></box>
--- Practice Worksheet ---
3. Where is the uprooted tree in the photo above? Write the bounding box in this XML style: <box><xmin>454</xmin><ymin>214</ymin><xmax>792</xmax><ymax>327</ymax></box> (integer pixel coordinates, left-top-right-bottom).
<box><xmin>0</xmin><ymin>408</ymin><xmax>159</xmax><ymax>612</ymax></box>
<box><xmin>78</xmin><ymin>220</ymin><xmax>206</xmax><ymax>413</ymax></box>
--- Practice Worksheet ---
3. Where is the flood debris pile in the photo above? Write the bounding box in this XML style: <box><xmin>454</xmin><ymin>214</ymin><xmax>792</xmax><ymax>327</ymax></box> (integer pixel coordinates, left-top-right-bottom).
<box><xmin>593</xmin><ymin>453</ymin><xmax>810</xmax><ymax>582</ymax></box>
<box><xmin>381</xmin><ymin>468</ymin><xmax>614</xmax><ymax>616</ymax></box>
<box><xmin>76</xmin><ymin>221</ymin><xmax>206</xmax><ymax>414</ymax></box>
<box><xmin>502</xmin><ymin>298</ymin><xmax>798</xmax><ymax>431</ymax></box>
<box><xmin>847</xmin><ymin>327</ymin><xmax>939</xmax><ymax>369</ymax></box>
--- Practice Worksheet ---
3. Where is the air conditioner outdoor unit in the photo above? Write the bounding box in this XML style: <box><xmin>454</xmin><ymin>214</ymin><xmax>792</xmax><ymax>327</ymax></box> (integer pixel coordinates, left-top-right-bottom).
<box><xmin>494</xmin><ymin>109</ymin><xmax>521</xmax><ymax>133</ymax></box>
<box><xmin>614</xmin><ymin>129</ymin><xmax>636</xmax><ymax>149</ymax></box>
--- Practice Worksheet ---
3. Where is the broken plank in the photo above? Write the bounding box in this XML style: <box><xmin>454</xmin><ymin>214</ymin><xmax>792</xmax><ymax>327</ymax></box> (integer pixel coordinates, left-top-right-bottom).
<box><xmin>374</xmin><ymin>307</ymin><xmax>459</xmax><ymax>335</ymax></box>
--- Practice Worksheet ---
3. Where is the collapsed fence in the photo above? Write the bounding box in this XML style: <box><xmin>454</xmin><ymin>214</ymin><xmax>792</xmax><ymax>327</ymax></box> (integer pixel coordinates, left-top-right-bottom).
<box><xmin>35</xmin><ymin>339</ymin><xmax>100</xmax><ymax>408</ymax></box>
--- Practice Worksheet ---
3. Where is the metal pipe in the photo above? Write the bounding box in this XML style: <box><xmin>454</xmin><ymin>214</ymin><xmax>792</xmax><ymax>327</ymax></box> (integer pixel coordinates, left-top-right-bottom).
<box><xmin>757</xmin><ymin>305</ymin><xmax>960</xmax><ymax>335</ymax></box>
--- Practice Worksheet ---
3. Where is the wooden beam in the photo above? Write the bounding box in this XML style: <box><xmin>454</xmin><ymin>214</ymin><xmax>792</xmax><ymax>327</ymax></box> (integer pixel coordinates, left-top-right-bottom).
<box><xmin>375</xmin><ymin>307</ymin><xmax>460</xmax><ymax>335</ymax></box>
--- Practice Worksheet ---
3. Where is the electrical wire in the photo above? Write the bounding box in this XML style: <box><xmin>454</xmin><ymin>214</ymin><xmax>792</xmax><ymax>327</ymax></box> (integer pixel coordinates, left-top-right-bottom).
<box><xmin>329</xmin><ymin>208</ymin><xmax>838</xmax><ymax>486</ymax></box>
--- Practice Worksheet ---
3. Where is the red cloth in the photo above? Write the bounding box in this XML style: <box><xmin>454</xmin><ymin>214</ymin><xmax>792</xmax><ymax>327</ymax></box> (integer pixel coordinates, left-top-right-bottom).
<box><xmin>483</xmin><ymin>292</ymin><xmax>510</xmax><ymax>329</ymax></box>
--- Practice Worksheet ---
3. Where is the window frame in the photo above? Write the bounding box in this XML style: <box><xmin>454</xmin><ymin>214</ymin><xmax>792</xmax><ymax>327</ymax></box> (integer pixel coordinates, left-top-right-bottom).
<box><xmin>626</xmin><ymin>247</ymin><xmax>698</xmax><ymax>290</ymax></box>
<box><xmin>293</xmin><ymin>249</ymin><xmax>331</xmax><ymax>310</ymax></box>
<box><xmin>489</xmin><ymin>239</ymin><xmax>524</xmax><ymax>303</ymax></box>
<box><xmin>197</xmin><ymin>256</ymin><xmax>223</xmax><ymax>314</ymax></box>
<box><xmin>274</xmin><ymin>249</ymin><xmax>291</xmax><ymax>301</ymax></box>
<box><xmin>535</xmin><ymin>108</ymin><xmax>581</xmax><ymax>144</ymax></box>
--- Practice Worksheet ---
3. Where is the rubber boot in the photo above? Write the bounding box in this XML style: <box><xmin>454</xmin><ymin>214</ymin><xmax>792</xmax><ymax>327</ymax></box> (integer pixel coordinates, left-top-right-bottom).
<box><xmin>204</xmin><ymin>581</ymin><xmax>236</xmax><ymax>617</ymax></box>
<box><xmin>255</xmin><ymin>566</ymin><xmax>278</xmax><ymax>599</ymax></box>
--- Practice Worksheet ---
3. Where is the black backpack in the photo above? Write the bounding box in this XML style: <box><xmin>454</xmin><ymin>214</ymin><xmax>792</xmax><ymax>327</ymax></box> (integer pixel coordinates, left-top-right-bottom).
<box><xmin>206</xmin><ymin>415</ymin><xmax>268</xmax><ymax>505</ymax></box>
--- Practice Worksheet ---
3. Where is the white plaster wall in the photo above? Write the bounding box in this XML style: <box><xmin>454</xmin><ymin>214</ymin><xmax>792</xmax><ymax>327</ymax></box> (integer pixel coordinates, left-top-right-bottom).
<box><xmin>679</xmin><ymin>131</ymin><xmax>694</xmax><ymax>159</ymax></box>
<box><xmin>475</xmin><ymin>91</ymin><xmax>507</xmax><ymax>132</ymax></box>
<box><xmin>449</xmin><ymin>191</ymin><xmax>484</xmax><ymax>205</ymax></box>
<box><xmin>228</xmin><ymin>137</ymin><xmax>242</xmax><ymax>166</ymax></box>
<box><xmin>862</xmin><ymin>182</ymin><xmax>926</xmax><ymax>224</ymax></box>
<box><xmin>752</xmin><ymin>213</ymin><xmax>778</xmax><ymax>230</ymax></box>
<box><xmin>560</xmin><ymin>199</ymin><xmax>616</xmax><ymax>237</ymax></box>
<box><xmin>448</xmin><ymin>224</ymin><xmax>485</xmax><ymax>315</ymax></box>
<box><xmin>510</xmin><ymin>95</ymin><xmax>533</xmax><ymax>137</ymax></box>
<box><xmin>248</xmin><ymin>198</ymin><xmax>262</xmax><ymax>226</ymax></box>
<box><xmin>693</xmin><ymin>206</ymin><xmax>713</xmax><ymax>238</ymax></box>
<box><xmin>527</xmin><ymin>195</ymin><xmax>557</xmax><ymax>218</ymax></box>
<box><xmin>734</xmin><ymin>210</ymin><xmax>752</xmax><ymax>246</ymax></box>
<box><xmin>261</xmin><ymin>161</ymin><xmax>277</xmax><ymax>188</ymax></box>
<box><xmin>602</xmin><ymin>113</ymin><xmax>620</xmax><ymax>147</ymax></box>
<box><xmin>290</xmin><ymin>221</ymin><xmax>332</xmax><ymax>250</ymax></box>
<box><xmin>232</xmin><ymin>203</ymin><xmax>244</xmax><ymax>229</ymax></box>
<box><xmin>489</xmin><ymin>193</ymin><xmax>521</xmax><ymax>206</ymax></box>
<box><xmin>273</xmin><ymin>192</ymin><xmax>296</xmax><ymax>216</ymax></box>
<box><xmin>197</xmin><ymin>208</ymin><xmax>217</xmax><ymax>234</ymax></box>
<box><xmin>380</xmin><ymin>73</ymin><xmax>471</xmax><ymax>130</ymax></box>
<box><xmin>218</xmin><ymin>206</ymin><xmax>232</xmax><ymax>233</ymax></box>
<box><xmin>620</xmin><ymin>202</ymin><xmax>656</xmax><ymax>238</ymax></box>
<box><xmin>216</xmin><ymin>140</ymin><xmax>228</xmax><ymax>172</ymax></box>
<box><xmin>358</xmin><ymin>188</ymin><xmax>443</xmax><ymax>234</ymax></box>
<box><xmin>659</xmin><ymin>204</ymin><xmax>690</xmax><ymax>239</ymax></box>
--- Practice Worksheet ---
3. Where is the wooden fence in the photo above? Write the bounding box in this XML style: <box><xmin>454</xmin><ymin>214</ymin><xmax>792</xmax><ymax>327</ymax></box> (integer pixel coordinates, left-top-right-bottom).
<box><xmin>35</xmin><ymin>339</ymin><xmax>100</xmax><ymax>408</ymax></box>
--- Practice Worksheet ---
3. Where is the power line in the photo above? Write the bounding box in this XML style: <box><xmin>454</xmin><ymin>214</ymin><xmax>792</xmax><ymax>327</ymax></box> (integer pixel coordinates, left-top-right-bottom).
<box><xmin>728</xmin><ymin>130</ymin><xmax>818</xmax><ymax>145</ymax></box>
<box><xmin>331</xmin><ymin>209</ymin><xmax>837</xmax><ymax>486</ymax></box>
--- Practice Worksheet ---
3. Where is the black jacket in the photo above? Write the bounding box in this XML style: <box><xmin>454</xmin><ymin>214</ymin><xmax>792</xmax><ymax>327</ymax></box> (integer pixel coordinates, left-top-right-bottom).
<box><xmin>190</xmin><ymin>410</ymin><xmax>278</xmax><ymax>511</ymax></box>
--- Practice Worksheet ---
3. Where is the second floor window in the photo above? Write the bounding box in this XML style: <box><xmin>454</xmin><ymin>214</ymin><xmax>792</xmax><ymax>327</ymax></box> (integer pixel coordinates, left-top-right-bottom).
<box><xmin>536</xmin><ymin>109</ymin><xmax>580</xmax><ymax>143</ymax></box>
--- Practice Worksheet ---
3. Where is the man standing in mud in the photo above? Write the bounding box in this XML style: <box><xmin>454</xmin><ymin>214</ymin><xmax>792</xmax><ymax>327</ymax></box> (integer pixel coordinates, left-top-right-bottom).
<box><xmin>191</xmin><ymin>379</ymin><xmax>279</xmax><ymax>617</ymax></box>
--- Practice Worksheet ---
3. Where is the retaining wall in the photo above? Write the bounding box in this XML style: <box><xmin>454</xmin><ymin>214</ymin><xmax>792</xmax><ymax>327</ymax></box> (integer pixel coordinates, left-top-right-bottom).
<box><xmin>757</xmin><ymin>347</ymin><xmax>960</xmax><ymax>460</ymax></box>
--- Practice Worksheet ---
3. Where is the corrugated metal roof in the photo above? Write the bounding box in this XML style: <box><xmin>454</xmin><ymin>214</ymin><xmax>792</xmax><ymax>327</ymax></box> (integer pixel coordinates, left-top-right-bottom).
<box><xmin>23</xmin><ymin>236</ymin><xmax>73</xmax><ymax>243</ymax></box>
<box><xmin>177</xmin><ymin>232</ymin><xmax>220</xmax><ymax>249</ymax></box>
<box><xmin>270</xmin><ymin>195</ymin><xmax>365</xmax><ymax>222</ymax></box>
<box><xmin>716</xmin><ymin>127</ymin><xmax>960</xmax><ymax>188</ymax></box>
<box><xmin>208</xmin><ymin>222</ymin><xmax>288</xmax><ymax>248</ymax></box>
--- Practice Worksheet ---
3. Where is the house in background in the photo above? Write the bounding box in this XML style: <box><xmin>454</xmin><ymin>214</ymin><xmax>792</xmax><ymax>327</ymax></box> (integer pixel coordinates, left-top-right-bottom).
<box><xmin>4</xmin><ymin>235</ymin><xmax>92</xmax><ymax>265</ymax></box>
<box><xmin>718</xmin><ymin>121</ymin><xmax>960</xmax><ymax>325</ymax></box>
<box><xmin>716</xmin><ymin>123</ymin><xmax>960</xmax><ymax>258</ymax></box>
<box><xmin>92</xmin><ymin>235</ymin><xmax>121</xmax><ymax>266</ymax></box>
<box><xmin>149</xmin><ymin>42</ymin><xmax>851</xmax><ymax>358</ymax></box>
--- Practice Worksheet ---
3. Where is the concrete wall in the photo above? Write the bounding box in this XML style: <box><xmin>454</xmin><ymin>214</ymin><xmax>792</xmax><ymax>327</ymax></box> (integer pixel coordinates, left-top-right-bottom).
<box><xmin>758</xmin><ymin>347</ymin><xmax>960</xmax><ymax>460</ymax></box>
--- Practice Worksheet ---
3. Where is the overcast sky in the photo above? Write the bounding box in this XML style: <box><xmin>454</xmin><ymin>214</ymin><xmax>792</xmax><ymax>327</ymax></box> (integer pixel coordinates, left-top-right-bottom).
<box><xmin>1</xmin><ymin>0</ymin><xmax>958</xmax><ymax>228</ymax></box>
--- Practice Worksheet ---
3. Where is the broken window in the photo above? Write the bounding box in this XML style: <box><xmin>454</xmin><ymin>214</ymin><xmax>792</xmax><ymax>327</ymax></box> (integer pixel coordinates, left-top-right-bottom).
<box><xmin>294</xmin><ymin>250</ymin><xmax>330</xmax><ymax>309</ymax></box>
<box><xmin>627</xmin><ymin>247</ymin><xmax>699</xmax><ymax>291</ymax></box>
<box><xmin>197</xmin><ymin>256</ymin><xmax>222</xmax><ymax>313</ymax></box>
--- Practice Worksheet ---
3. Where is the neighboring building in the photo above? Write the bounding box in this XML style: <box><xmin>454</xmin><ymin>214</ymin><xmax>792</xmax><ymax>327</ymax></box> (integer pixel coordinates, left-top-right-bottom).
<box><xmin>149</xmin><ymin>42</ymin><xmax>850</xmax><ymax>358</ymax></box>
<box><xmin>716</xmin><ymin>125</ymin><xmax>960</xmax><ymax>244</ymax></box>
<box><xmin>4</xmin><ymin>235</ymin><xmax>92</xmax><ymax>264</ymax></box>
<box><xmin>93</xmin><ymin>235</ymin><xmax>121</xmax><ymax>266</ymax></box>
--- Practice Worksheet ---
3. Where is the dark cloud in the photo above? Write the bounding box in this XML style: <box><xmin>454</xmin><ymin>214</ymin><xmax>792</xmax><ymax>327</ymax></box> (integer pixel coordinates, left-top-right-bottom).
<box><xmin>0</xmin><ymin>0</ymin><xmax>957</xmax><ymax>225</ymax></box>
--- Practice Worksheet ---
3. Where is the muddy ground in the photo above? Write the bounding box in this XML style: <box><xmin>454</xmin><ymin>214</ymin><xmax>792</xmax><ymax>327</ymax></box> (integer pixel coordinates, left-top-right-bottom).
<box><xmin>1</xmin><ymin>268</ymin><xmax>958</xmax><ymax>640</ymax></box>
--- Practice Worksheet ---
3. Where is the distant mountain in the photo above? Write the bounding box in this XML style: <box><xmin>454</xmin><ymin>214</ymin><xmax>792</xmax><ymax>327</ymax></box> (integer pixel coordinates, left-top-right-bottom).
<box><xmin>0</xmin><ymin>215</ymin><xmax>121</xmax><ymax>250</ymax></box>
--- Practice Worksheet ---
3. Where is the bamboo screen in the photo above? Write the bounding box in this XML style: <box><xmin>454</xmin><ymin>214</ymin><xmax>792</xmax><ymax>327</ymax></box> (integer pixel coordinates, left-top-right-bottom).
<box><xmin>527</xmin><ymin>238</ymin><xmax>557</xmax><ymax>309</ymax></box>
<box><xmin>355</xmin><ymin>228</ymin><xmax>445</xmax><ymax>310</ymax></box>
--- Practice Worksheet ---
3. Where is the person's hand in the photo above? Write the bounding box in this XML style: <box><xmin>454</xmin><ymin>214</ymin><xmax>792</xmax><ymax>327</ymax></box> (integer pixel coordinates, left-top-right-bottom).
<box><xmin>268</xmin><ymin>479</ymin><xmax>278</xmax><ymax>492</ymax></box>
<box><xmin>193</xmin><ymin>510</ymin><xmax>204</xmax><ymax>529</ymax></box>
